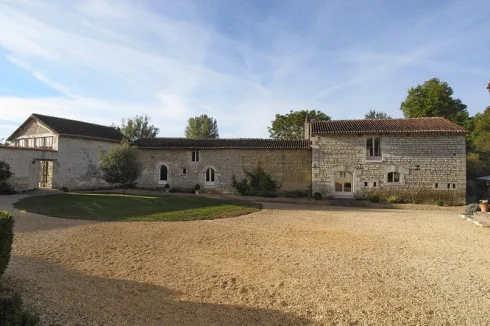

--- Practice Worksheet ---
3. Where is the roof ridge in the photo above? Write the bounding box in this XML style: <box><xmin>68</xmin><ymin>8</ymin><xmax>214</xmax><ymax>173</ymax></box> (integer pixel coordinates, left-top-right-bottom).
<box><xmin>143</xmin><ymin>137</ymin><xmax>309</xmax><ymax>141</ymax></box>
<box><xmin>32</xmin><ymin>113</ymin><xmax>114</xmax><ymax>129</ymax></box>
<box><xmin>311</xmin><ymin>117</ymin><xmax>446</xmax><ymax>124</ymax></box>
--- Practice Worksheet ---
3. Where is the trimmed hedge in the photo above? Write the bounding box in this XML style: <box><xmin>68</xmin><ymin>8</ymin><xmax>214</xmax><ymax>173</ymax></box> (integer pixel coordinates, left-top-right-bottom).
<box><xmin>0</xmin><ymin>211</ymin><xmax>14</xmax><ymax>277</ymax></box>
<box><xmin>0</xmin><ymin>294</ymin><xmax>40</xmax><ymax>326</ymax></box>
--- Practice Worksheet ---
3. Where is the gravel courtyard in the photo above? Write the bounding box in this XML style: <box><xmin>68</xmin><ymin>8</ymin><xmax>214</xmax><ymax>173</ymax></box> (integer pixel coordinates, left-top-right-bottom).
<box><xmin>2</xmin><ymin>194</ymin><xmax>490</xmax><ymax>325</ymax></box>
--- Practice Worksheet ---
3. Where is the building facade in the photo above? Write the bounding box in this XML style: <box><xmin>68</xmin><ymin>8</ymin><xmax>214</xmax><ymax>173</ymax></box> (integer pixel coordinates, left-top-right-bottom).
<box><xmin>1</xmin><ymin>114</ymin><xmax>467</xmax><ymax>202</ymax></box>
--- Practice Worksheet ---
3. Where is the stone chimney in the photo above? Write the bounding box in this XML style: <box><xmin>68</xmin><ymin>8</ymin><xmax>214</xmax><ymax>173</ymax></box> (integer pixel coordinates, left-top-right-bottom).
<box><xmin>304</xmin><ymin>116</ymin><xmax>311</xmax><ymax>140</ymax></box>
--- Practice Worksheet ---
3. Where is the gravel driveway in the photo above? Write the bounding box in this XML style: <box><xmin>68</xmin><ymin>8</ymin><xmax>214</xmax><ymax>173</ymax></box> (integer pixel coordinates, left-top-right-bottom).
<box><xmin>2</xmin><ymin>195</ymin><xmax>490</xmax><ymax>325</ymax></box>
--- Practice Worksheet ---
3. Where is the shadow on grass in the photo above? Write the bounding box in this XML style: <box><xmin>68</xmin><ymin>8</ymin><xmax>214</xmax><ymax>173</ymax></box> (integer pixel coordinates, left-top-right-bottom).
<box><xmin>13</xmin><ymin>193</ymin><xmax>262</xmax><ymax>222</ymax></box>
<box><xmin>7</xmin><ymin>256</ymin><xmax>310</xmax><ymax>326</ymax></box>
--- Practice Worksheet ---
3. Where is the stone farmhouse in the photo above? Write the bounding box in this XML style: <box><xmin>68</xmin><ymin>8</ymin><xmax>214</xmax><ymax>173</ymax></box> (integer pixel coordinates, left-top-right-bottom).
<box><xmin>1</xmin><ymin>113</ymin><xmax>467</xmax><ymax>201</ymax></box>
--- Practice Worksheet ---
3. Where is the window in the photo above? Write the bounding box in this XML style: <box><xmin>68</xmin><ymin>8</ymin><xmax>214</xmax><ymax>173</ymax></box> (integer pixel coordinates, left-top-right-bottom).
<box><xmin>182</xmin><ymin>168</ymin><xmax>187</xmax><ymax>175</ymax></box>
<box><xmin>35</xmin><ymin>138</ymin><xmax>44</xmax><ymax>148</ymax></box>
<box><xmin>205</xmin><ymin>168</ymin><xmax>215</xmax><ymax>184</ymax></box>
<box><xmin>45</xmin><ymin>137</ymin><xmax>53</xmax><ymax>148</ymax></box>
<box><xmin>18</xmin><ymin>139</ymin><xmax>26</xmax><ymax>147</ymax></box>
<box><xmin>366</xmin><ymin>136</ymin><xmax>382</xmax><ymax>160</ymax></box>
<box><xmin>373</xmin><ymin>182</ymin><xmax>377</xmax><ymax>187</ymax></box>
<box><xmin>364</xmin><ymin>182</ymin><xmax>368</xmax><ymax>187</ymax></box>
<box><xmin>334</xmin><ymin>171</ymin><xmax>352</xmax><ymax>193</ymax></box>
<box><xmin>159</xmin><ymin>165</ymin><xmax>168</xmax><ymax>184</ymax></box>
<box><xmin>192</xmin><ymin>151</ymin><xmax>200</xmax><ymax>162</ymax></box>
<box><xmin>387</xmin><ymin>172</ymin><xmax>400</xmax><ymax>183</ymax></box>
<box><xmin>435</xmin><ymin>183</ymin><xmax>439</xmax><ymax>189</ymax></box>
<box><xmin>27</xmin><ymin>139</ymin><xmax>34</xmax><ymax>148</ymax></box>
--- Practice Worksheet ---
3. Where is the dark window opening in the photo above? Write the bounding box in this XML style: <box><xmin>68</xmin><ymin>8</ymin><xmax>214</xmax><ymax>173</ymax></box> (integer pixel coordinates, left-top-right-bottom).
<box><xmin>182</xmin><ymin>168</ymin><xmax>187</xmax><ymax>175</ymax></box>
<box><xmin>160</xmin><ymin>165</ymin><xmax>168</xmax><ymax>181</ymax></box>
<box><xmin>387</xmin><ymin>172</ymin><xmax>400</xmax><ymax>183</ymax></box>
<box><xmin>192</xmin><ymin>151</ymin><xmax>200</xmax><ymax>162</ymax></box>
<box><xmin>435</xmin><ymin>183</ymin><xmax>438</xmax><ymax>188</ymax></box>
<box><xmin>364</xmin><ymin>182</ymin><xmax>368</xmax><ymax>187</ymax></box>
<box><xmin>206</xmin><ymin>168</ymin><xmax>215</xmax><ymax>182</ymax></box>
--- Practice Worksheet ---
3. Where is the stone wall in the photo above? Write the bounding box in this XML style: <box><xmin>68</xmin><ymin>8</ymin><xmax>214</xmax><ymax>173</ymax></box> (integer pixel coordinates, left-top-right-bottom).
<box><xmin>0</xmin><ymin>147</ymin><xmax>58</xmax><ymax>190</ymax></box>
<box><xmin>56</xmin><ymin>137</ymin><xmax>117</xmax><ymax>190</ymax></box>
<box><xmin>311</xmin><ymin>133</ymin><xmax>466</xmax><ymax>201</ymax></box>
<box><xmin>137</xmin><ymin>148</ymin><xmax>312</xmax><ymax>193</ymax></box>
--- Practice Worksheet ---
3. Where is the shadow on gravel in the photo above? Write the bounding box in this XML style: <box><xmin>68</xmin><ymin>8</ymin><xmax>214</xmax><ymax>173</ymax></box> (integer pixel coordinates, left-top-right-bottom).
<box><xmin>7</xmin><ymin>256</ymin><xmax>312</xmax><ymax>326</ymax></box>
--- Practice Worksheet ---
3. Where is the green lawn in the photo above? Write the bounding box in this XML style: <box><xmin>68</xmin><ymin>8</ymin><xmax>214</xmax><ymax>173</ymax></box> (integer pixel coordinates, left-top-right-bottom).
<box><xmin>14</xmin><ymin>193</ymin><xmax>262</xmax><ymax>222</ymax></box>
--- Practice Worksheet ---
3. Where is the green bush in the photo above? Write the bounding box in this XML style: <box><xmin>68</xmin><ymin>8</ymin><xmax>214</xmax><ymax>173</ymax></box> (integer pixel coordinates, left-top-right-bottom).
<box><xmin>231</xmin><ymin>167</ymin><xmax>278</xmax><ymax>197</ymax></box>
<box><xmin>367</xmin><ymin>187</ymin><xmax>463</xmax><ymax>205</ymax></box>
<box><xmin>0</xmin><ymin>182</ymin><xmax>15</xmax><ymax>195</ymax></box>
<box><xmin>0</xmin><ymin>294</ymin><xmax>40</xmax><ymax>326</ymax></box>
<box><xmin>465</xmin><ymin>203</ymin><xmax>480</xmax><ymax>215</ymax></box>
<box><xmin>435</xmin><ymin>199</ymin><xmax>444</xmax><ymax>207</ymax></box>
<box><xmin>0</xmin><ymin>162</ymin><xmax>13</xmax><ymax>183</ymax></box>
<box><xmin>368</xmin><ymin>194</ymin><xmax>380</xmax><ymax>203</ymax></box>
<box><xmin>60</xmin><ymin>186</ymin><xmax>69</xmax><ymax>193</ymax></box>
<box><xmin>0</xmin><ymin>211</ymin><xmax>14</xmax><ymax>277</ymax></box>
<box><xmin>313</xmin><ymin>192</ymin><xmax>322</xmax><ymax>200</ymax></box>
<box><xmin>386</xmin><ymin>195</ymin><xmax>401</xmax><ymax>203</ymax></box>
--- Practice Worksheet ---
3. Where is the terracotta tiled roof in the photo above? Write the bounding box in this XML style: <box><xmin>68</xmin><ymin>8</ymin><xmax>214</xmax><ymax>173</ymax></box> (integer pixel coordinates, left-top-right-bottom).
<box><xmin>135</xmin><ymin>138</ymin><xmax>311</xmax><ymax>149</ymax></box>
<box><xmin>311</xmin><ymin>117</ymin><xmax>467</xmax><ymax>134</ymax></box>
<box><xmin>7</xmin><ymin>114</ymin><xmax>125</xmax><ymax>142</ymax></box>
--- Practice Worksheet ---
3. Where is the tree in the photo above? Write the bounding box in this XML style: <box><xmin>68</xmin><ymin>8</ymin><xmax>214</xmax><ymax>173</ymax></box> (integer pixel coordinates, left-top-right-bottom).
<box><xmin>185</xmin><ymin>114</ymin><xmax>219</xmax><ymax>139</ymax></box>
<box><xmin>268</xmin><ymin>110</ymin><xmax>331</xmax><ymax>140</ymax></box>
<box><xmin>116</xmin><ymin>115</ymin><xmax>159</xmax><ymax>141</ymax></box>
<box><xmin>364</xmin><ymin>110</ymin><xmax>392</xmax><ymax>119</ymax></box>
<box><xmin>473</xmin><ymin>106</ymin><xmax>490</xmax><ymax>152</ymax></box>
<box><xmin>99</xmin><ymin>141</ymin><xmax>142</xmax><ymax>193</ymax></box>
<box><xmin>400</xmin><ymin>78</ymin><xmax>470</xmax><ymax>126</ymax></box>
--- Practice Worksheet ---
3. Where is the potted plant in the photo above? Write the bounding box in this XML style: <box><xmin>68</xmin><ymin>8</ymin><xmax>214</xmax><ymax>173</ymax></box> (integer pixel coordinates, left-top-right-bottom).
<box><xmin>194</xmin><ymin>184</ymin><xmax>200</xmax><ymax>195</ymax></box>
<box><xmin>164</xmin><ymin>183</ymin><xmax>170</xmax><ymax>193</ymax></box>
<box><xmin>479</xmin><ymin>199</ymin><xmax>489</xmax><ymax>213</ymax></box>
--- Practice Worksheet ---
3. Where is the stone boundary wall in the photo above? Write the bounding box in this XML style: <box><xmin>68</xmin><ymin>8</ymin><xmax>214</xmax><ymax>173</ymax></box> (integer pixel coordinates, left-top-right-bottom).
<box><xmin>0</xmin><ymin>147</ymin><xmax>58</xmax><ymax>190</ymax></box>
<box><xmin>137</xmin><ymin>148</ymin><xmax>312</xmax><ymax>194</ymax></box>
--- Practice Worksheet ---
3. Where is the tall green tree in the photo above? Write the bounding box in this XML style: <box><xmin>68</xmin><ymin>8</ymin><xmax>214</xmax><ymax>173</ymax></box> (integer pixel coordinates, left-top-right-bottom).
<box><xmin>185</xmin><ymin>114</ymin><xmax>219</xmax><ymax>139</ymax></box>
<box><xmin>364</xmin><ymin>110</ymin><xmax>392</xmax><ymax>119</ymax></box>
<box><xmin>268</xmin><ymin>110</ymin><xmax>331</xmax><ymax>140</ymax></box>
<box><xmin>116</xmin><ymin>114</ymin><xmax>159</xmax><ymax>141</ymax></box>
<box><xmin>400</xmin><ymin>78</ymin><xmax>469</xmax><ymax>126</ymax></box>
<box><xmin>99</xmin><ymin>141</ymin><xmax>142</xmax><ymax>193</ymax></box>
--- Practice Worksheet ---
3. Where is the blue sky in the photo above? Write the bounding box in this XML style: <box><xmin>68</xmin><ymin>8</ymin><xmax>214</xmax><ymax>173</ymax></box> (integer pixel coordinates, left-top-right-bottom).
<box><xmin>0</xmin><ymin>0</ymin><xmax>489</xmax><ymax>140</ymax></box>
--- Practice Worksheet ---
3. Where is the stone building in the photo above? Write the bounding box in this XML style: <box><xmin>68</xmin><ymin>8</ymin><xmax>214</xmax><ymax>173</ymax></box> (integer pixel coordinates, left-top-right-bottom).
<box><xmin>309</xmin><ymin>117</ymin><xmax>467</xmax><ymax>199</ymax></box>
<box><xmin>135</xmin><ymin>138</ymin><xmax>311</xmax><ymax>193</ymax></box>
<box><xmin>1</xmin><ymin>114</ymin><xmax>124</xmax><ymax>190</ymax></box>
<box><xmin>1</xmin><ymin>113</ymin><xmax>467</xmax><ymax>201</ymax></box>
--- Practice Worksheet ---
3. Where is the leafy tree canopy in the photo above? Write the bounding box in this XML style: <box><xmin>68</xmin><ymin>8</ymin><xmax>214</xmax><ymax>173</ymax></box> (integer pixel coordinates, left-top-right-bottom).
<box><xmin>185</xmin><ymin>114</ymin><xmax>219</xmax><ymax>139</ymax></box>
<box><xmin>115</xmin><ymin>114</ymin><xmax>159</xmax><ymax>141</ymax></box>
<box><xmin>268</xmin><ymin>110</ymin><xmax>331</xmax><ymax>140</ymax></box>
<box><xmin>400</xmin><ymin>78</ymin><xmax>469</xmax><ymax>126</ymax></box>
<box><xmin>364</xmin><ymin>110</ymin><xmax>392</xmax><ymax>119</ymax></box>
<box><xmin>99</xmin><ymin>141</ymin><xmax>142</xmax><ymax>192</ymax></box>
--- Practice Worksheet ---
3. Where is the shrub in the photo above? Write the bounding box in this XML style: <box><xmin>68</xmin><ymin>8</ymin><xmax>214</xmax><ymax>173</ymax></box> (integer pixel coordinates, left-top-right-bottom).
<box><xmin>60</xmin><ymin>186</ymin><xmax>69</xmax><ymax>193</ymax></box>
<box><xmin>386</xmin><ymin>195</ymin><xmax>401</xmax><ymax>203</ymax></box>
<box><xmin>231</xmin><ymin>167</ymin><xmax>278</xmax><ymax>197</ymax></box>
<box><xmin>435</xmin><ymin>199</ymin><xmax>444</xmax><ymax>206</ymax></box>
<box><xmin>0</xmin><ymin>294</ymin><xmax>40</xmax><ymax>326</ymax></box>
<box><xmin>313</xmin><ymin>192</ymin><xmax>322</xmax><ymax>200</ymax></box>
<box><xmin>0</xmin><ymin>162</ymin><xmax>13</xmax><ymax>183</ymax></box>
<box><xmin>465</xmin><ymin>203</ymin><xmax>480</xmax><ymax>215</ymax></box>
<box><xmin>0</xmin><ymin>182</ymin><xmax>15</xmax><ymax>195</ymax></box>
<box><xmin>0</xmin><ymin>211</ymin><xmax>14</xmax><ymax>277</ymax></box>
<box><xmin>164</xmin><ymin>184</ymin><xmax>170</xmax><ymax>189</ymax></box>
<box><xmin>367</xmin><ymin>187</ymin><xmax>463</xmax><ymax>205</ymax></box>
<box><xmin>194</xmin><ymin>184</ymin><xmax>201</xmax><ymax>191</ymax></box>
<box><xmin>368</xmin><ymin>194</ymin><xmax>380</xmax><ymax>203</ymax></box>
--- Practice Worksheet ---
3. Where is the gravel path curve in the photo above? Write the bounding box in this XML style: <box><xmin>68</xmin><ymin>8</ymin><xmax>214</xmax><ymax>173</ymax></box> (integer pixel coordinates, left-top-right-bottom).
<box><xmin>2</xmin><ymin>195</ymin><xmax>490</xmax><ymax>325</ymax></box>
